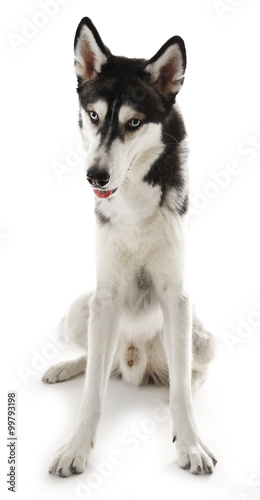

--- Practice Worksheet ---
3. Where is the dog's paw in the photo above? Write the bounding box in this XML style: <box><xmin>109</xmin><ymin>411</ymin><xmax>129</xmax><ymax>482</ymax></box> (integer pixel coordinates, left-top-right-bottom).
<box><xmin>42</xmin><ymin>362</ymin><xmax>73</xmax><ymax>384</ymax></box>
<box><xmin>48</xmin><ymin>439</ymin><xmax>91</xmax><ymax>477</ymax></box>
<box><xmin>176</xmin><ymin>439</ymin><xmax>217</xmax><ymax>475</ymax></box>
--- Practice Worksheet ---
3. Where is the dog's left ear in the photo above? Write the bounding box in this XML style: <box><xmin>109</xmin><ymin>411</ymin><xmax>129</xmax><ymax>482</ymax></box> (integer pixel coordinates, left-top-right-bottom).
<box><xmin>145</xmin><ymin>36</ymin><xmax>186</xmax><ymax>97</ymax></box>
<box><xmin>74</xmin><ymin>17</ymin><xmax>110</xmax><ymax>80</ymax></box>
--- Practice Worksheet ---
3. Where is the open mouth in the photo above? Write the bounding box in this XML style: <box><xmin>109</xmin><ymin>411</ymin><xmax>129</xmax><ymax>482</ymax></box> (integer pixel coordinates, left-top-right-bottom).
<box><xmin>93</xmin><ymin>188</ymin><xmax>118</xmax><ymax>199</ymax></box>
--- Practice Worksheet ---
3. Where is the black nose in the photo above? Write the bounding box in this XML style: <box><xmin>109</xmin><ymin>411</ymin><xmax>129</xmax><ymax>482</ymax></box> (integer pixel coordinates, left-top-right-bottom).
<box><xmin>86</xmin><ymin>167</ymin><xmax>110</xmax><ymax>188</ymax></box>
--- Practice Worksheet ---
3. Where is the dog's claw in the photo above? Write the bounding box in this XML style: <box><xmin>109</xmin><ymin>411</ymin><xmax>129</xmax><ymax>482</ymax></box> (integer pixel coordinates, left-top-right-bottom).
<box><xmin>181</xmin><ymin>461</ymin><xmax>191</xmax><ymax>470</ymax></box>
<box><xmin>70</xmin><ymin>461</ymin><xmax>84</xmax><ymax>474</ymax></box>
<box><xmin>192</xmin><ymin>465</ymin><xmax>202</xmax><ymax>475</ymax></box>
<box><xmin>172</xmin><ymin>435</ymin><xmax>176</xmax><ymax>443</ymax></box>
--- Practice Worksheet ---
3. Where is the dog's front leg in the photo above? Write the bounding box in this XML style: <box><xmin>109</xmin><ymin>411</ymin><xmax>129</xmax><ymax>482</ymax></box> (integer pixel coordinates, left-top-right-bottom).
<box><xmin>48</xmin><ymin>287</ymin><xmax>123</xmax><ymax>477</ymax></box>
<box><xmin>161</xmin><ymin>289</ymin><xmax>217</xmax><ymax>474</ymax></box>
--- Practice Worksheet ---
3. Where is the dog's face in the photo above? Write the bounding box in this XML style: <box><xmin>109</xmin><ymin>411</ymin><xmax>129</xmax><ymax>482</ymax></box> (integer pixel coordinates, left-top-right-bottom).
<box><xmin>74</xmin><ymin>18</ymin><xmax>186</xmax><ymax>200</ymax></box>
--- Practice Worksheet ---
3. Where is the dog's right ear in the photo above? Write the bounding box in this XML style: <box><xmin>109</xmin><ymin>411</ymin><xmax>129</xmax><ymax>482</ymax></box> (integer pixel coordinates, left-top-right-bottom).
<box><xmin>74</xmin><ymin>18</ymin><xmax>110</xmax><ymax>81</ymax></box>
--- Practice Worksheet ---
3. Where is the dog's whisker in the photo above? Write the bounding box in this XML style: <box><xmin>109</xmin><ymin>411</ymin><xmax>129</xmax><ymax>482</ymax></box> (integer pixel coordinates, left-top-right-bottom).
<box><xmin>162</xmin><ymin>132</ymin><xmax>179</xmax><ymax>145</ymax></box>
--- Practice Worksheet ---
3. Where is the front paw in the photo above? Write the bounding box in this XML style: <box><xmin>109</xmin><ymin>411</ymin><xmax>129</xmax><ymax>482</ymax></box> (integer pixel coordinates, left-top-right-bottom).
<box><xmin>49</xmin><ymin>437</ymin><xmax>92</xmax><ymax>477</ymax></box>
<box><xmin>176</xmin><ymin>439</ymin><xmax>217</xmax><ymax>475</ymax></box>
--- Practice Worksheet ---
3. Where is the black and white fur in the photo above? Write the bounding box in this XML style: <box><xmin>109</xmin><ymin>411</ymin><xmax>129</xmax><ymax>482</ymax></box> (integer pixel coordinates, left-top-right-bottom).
<box><xmin>43</xmin><ymin>17</ymin><xmax>217</xmax><ymax>477</ymax></box>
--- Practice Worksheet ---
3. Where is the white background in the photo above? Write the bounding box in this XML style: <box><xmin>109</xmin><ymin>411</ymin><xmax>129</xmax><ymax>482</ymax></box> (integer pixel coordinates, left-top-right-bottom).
<box><xmin>1</xmin><ymin>1</ymin><xmax>260</xmax><ymax>499</ymax></box>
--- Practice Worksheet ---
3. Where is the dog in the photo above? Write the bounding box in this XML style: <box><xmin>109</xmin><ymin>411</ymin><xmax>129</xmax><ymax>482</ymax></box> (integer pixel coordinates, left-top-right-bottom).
<box><xmin>42</xmin><ymin>17</ymin><xmax>217</xmax><ymax>477</ymax></box>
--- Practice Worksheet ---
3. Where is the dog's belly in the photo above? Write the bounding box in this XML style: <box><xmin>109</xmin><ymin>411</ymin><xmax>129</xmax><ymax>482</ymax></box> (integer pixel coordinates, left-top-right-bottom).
<box><xmin>119</xmin><ymin>306</ymin><xmax>163</xmax><ymax>343</ymax></box>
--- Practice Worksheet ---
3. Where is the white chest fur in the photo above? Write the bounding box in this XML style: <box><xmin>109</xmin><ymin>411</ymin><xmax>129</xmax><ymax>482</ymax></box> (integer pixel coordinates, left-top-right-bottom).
<box><xmin>95</xmin><ymin>185</ymin><xmax>187</xmax><ymax>293</ymax></box>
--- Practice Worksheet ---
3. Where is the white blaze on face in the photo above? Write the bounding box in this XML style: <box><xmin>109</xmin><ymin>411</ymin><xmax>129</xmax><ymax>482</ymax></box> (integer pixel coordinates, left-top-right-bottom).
<box><xmin>80</xmin><ymin>99</ymin><xmax>108</xmax><ymax>165</ymax></box>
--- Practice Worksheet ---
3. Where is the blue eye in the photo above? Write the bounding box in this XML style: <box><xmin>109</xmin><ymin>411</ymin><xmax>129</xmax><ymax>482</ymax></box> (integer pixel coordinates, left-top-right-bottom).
<box><xmin>128</xmin><ymin>118</ymin><xmax>141</xmax><ymax>129</ymax></box>
<box><xmin>89</xmin><ymin>111</ymin><xmax>99</xmax><ymax>124</ymax></box>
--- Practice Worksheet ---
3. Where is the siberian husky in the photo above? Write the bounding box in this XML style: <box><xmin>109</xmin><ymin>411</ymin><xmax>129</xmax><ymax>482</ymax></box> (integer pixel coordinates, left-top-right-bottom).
<box><xmin>43</xmin><ymin>17</ymin><xmax>217</xmax><ymax>476</ymax></box>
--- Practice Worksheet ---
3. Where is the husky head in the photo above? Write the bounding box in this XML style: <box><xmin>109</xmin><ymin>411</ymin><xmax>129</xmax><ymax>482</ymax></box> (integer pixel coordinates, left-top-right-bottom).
<box><xmin>74</xmin><ymin>17</ymin><xmax>187</xmax><ymax>202</ymax></box>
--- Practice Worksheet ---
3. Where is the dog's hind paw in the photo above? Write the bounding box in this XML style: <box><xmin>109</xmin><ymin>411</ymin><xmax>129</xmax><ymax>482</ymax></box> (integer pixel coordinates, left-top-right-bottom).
<box><xmin>42</xmin><ymin>356</ymin><xmax>86</xmax><ymax>384</ymax></box>
<box><xmin>42</xmin><ymin>363</ymin><xmax>72</xmax><ymax>384</ymax></box>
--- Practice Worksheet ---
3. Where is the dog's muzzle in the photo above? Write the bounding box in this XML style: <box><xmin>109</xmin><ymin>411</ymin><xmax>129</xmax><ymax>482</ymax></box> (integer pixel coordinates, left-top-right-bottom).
<box><xmin>86</xmin><ymin>166</ymin><xmax>118</xmax><ymax>199</ymax></box>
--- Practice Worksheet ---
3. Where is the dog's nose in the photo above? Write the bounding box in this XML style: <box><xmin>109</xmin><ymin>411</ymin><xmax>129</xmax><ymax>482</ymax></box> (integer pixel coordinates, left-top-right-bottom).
<box><xmin>86</xmin><ymin>167</ymin><xmax>110</xmax><ymax>188</ymax></box>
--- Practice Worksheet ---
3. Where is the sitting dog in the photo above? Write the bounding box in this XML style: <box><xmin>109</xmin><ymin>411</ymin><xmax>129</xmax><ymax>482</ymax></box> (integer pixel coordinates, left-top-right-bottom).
<box><xmin>43</xmin><ymin>17</ymin><xmax>217</xmax><ymax>477</ymax></box>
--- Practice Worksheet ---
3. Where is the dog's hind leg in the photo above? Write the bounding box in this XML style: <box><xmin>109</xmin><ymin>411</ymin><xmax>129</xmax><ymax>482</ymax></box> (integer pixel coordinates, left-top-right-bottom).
<box><xmin>138</xmin><ymin>311</ymin><xmax>216</xmax><ymax>392</ymax></box>
<box><xmin>42</xmin><ymin>293</ymin><xmax>92</xmax><ymax>384</ymax></box>
<box><xmin>191</xmin><ymin>309</ymin><xmax>217</xmax><ymax>394</ymax></box>
<box><xmin>62</xmin><ymin>292</ymin><xmax>93</xmax><ymax>350</ymax></box>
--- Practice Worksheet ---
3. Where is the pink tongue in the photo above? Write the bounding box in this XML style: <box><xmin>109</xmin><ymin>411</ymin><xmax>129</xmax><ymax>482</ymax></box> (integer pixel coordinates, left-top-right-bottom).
<box><xmin>93</xmin><ymin>189</ymin><xmax>113</xmax><ymax>199</ymax></box>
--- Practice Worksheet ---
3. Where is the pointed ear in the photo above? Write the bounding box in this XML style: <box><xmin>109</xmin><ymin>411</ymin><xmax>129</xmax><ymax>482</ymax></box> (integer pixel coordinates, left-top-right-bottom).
<box><xmin>145</xmin><ymin>36</ymin><xmax>186</xmax><ymax>97</ymax></box>
<box><xmin>74</xmin><ymin>17</ymin><xmax>110</xmax><ymax>80</ymax></box>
